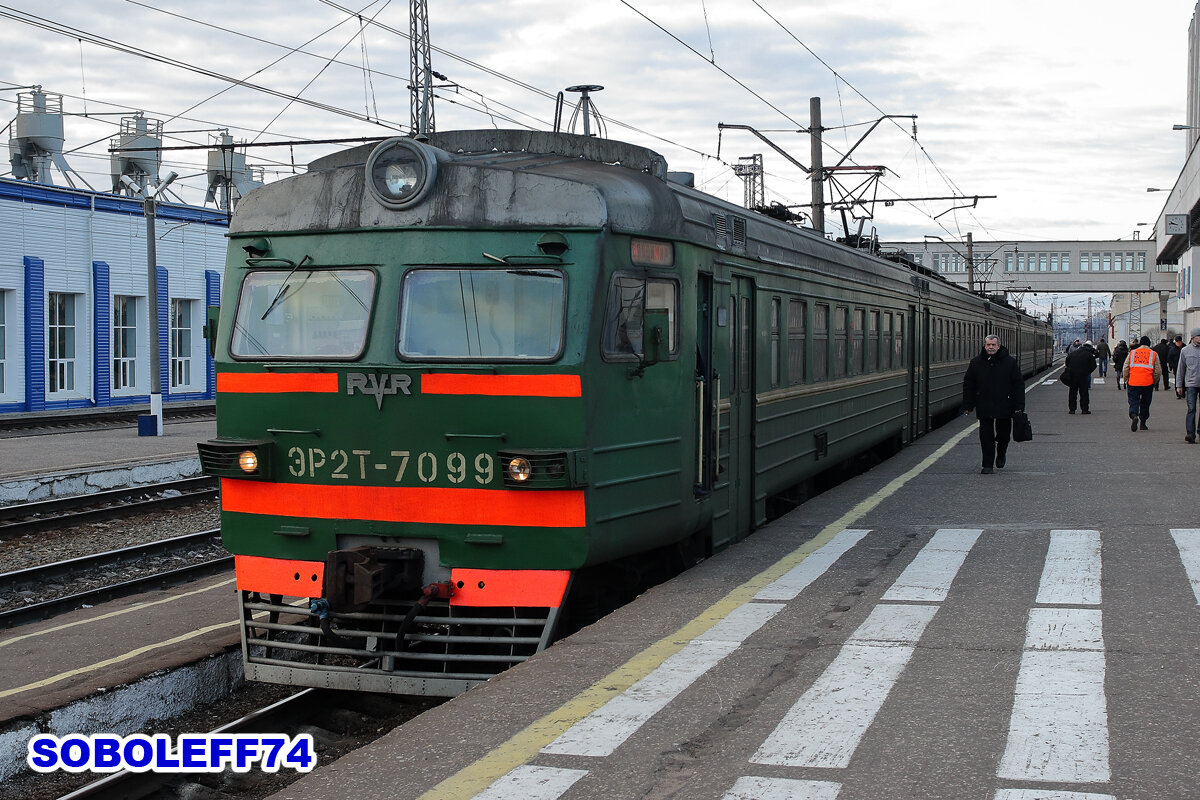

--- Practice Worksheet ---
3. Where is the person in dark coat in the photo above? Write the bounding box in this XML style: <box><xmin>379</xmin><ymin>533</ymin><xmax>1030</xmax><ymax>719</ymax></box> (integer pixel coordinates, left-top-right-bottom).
<box><xmin>1153</xmin><ymin>338</ymin><xmax>1171</xmax><ymax>389</ymax></box>
<box><xmin>1112</xmin><ymin>340</ymin><xmax>1129</xmax><ymax>388</ymax></box>
<box><xmin>1168</xmin><ymin>335</ymin><xmax>1183</xmax><ymax>391</ymax></box>
<box><xmin>1065</xmin><ymin>340</ymin><xmax>1098</xmax><ymax>414</ymax></box>
<box><xmin>1095</xmin><ymin>338</ymin><xmax>1111</xmax><ymax>378</ymax></box>
<box><xmin>962</xmin><ymin>334</ymin><xmax>1025</xmax><ymax>474</ymax></box>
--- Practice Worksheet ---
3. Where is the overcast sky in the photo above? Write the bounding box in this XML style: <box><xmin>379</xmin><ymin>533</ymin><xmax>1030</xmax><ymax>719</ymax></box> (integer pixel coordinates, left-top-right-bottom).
<box><xmin>0</xmin><ymin>0</ymin><xmax>1196</xmax><ymax>250</ymax></box>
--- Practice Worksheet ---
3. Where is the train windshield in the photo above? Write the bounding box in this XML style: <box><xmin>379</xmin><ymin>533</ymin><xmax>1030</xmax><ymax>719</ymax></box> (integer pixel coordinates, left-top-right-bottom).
<box><xmin>398</xmin><ymin>268</ymin><xmax>564</xmax><ymax>360</ymax></box>
<box><xmin>230</xmin><ymin>268</ymin><xmax>375</xmax><ymax>359</ymax></box>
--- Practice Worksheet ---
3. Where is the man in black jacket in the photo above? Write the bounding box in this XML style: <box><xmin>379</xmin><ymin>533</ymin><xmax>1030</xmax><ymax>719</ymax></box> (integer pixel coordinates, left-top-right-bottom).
<box><xmin>1065</xmin><ymin>340</ymin><xmax>1098</xmax><ymax>414</ymax></box>
<box><xmin>962</xmin><ymin>335</ymin><xmax>1025</xmax><ymax>474</ymax></box>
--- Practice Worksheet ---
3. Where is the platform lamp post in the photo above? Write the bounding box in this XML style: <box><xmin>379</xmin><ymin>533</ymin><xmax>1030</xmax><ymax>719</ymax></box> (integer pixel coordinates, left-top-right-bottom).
<box><xmin>120</xmin><ymin>171</ymin><xmax>178</xmax><ymax>437</ymax></box>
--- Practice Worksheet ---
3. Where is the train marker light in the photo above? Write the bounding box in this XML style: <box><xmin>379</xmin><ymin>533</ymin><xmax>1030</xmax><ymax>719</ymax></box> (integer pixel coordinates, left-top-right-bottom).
<box><xmin>506</xmin><ymin>456</ymin><xmax>533</xmax><ymax>482</ymax></box>
<box><xmin>238</xmin><ymin>450</ymin><xmax>260</xmax><ymax>474</ymax></box>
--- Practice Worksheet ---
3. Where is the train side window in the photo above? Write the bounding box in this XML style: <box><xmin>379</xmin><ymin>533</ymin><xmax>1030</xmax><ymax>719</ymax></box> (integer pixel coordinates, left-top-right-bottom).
<box><xmin>850</xmin><ymin>308</ymin><xmax>865</xmax><ymax>375</ymax></box>
<box><xmin>868</xmin><ymin>309</ymin><xmax>879</xmax><ymax>372</ymax></box>
<box><xmin>833</xmin><ymin>306</ymin><xmax>847</xmax><ymax>378</ymax></box>
<box><xmin>770</xmin><ymin>297</ymin><xmax>781</xmax><ymax>389</ymax></box>
<box><xmin>813</xmin><ymin>304</ymin><xmax>829</xmax><ymax>381</ymax></box>
<box><xmin>895</xmin><ymin>314</ymin><xmax>905</xmax><ymax>367</ymax></box>
<box><xmin>787</xmin><ymin>299</ymin><xmax>806</xmax><ymax>385</ymax></box>
<box><xmin>882</xmin><ymin>312</ymin><xmax>892</xmax><ymax>370</ymax></box>
<box><xmin>601</xmin><ymin>275</ymin><xmax>678</xmax><ymax>361</ymax></box>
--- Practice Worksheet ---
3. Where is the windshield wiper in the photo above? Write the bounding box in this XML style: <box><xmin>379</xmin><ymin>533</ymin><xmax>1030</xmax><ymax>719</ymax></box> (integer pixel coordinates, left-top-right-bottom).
<box><xmin>260</xmin><ymin>255</ymin><xmax>313</xmax><ymax>320</ymax></box>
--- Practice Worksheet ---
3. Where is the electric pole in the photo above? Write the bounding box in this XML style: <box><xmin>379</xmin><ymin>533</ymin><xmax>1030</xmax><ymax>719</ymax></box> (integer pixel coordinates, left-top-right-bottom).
<box><xmin>410</xmin><ymin>0</ymin><xmax>434</xmax><ymax>135</ymax></box>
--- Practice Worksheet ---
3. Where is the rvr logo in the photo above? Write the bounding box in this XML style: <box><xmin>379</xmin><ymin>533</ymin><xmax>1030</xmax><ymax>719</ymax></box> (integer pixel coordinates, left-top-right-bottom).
<box><xmin>346</xmin><ymin>373</ymin><xmax>412</xmax><ymax>410</ymax></box>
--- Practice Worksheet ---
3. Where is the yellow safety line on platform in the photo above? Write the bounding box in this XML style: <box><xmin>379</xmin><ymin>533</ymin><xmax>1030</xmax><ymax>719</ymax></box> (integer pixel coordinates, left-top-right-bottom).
<box><xmin>0</xmin><ymin>576</ymin><xmax>236</xmax><ymax>650</ymax></box>
<box><xmin>416</xmin><ymin>410</ymin><xmax>997</xmax><ymax>800</ymax></box>
<box><xmin>0</xmin><ymin>619</ymin><xmax>238</xmax><ymax>699</ymax></box>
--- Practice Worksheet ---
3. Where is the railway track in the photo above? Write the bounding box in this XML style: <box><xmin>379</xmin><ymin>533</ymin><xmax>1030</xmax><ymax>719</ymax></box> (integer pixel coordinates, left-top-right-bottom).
<box><xmin>54</xmin><ymin>688</ymin><xmax>438</xmax><ymax>800</ymax></box>
<box><xmin>0</xmin><ymin>527</ymin><xmax>229</xmax><ymax>628</ymax></box>
<box><xmin>0</xmin><ymin>403</ymin><xmax>214</xmax><ymax>437</ymax></box>
<box><xmin>0</xmin><ymin>528</ymin><xmax>231</xmax><ymax>628</ymax></box>
<box><xmin>0</xmin><ymin>476</ymin><xmax>219</xmax><ymax>540</ymax></box>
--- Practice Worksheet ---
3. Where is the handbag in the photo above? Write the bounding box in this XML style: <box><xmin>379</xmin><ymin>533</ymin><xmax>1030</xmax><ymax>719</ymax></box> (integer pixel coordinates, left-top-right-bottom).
<box><xmin>1058</xmin><ymin>367</ymin><xmax>1073</xmax><ymax>387</ymax></box>
<box><xmin>1012</xmin><ymin>410</ymin><xmax>1033</xmax><ymax>442</ymax></box>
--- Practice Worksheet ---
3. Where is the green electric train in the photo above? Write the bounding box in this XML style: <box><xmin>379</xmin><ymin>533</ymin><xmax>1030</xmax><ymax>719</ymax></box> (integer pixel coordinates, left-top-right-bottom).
<box><xmin>198</xmin><ymin>130</ymin><xmax>1052</xmax><ymax>696</ymax></box>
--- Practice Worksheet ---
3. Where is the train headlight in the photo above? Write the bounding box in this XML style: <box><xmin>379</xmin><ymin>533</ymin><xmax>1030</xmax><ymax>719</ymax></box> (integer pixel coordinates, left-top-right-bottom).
<box><xmin>238</xmin><ymin>450</ymin><xmax>260</xmax><ymax>474</ymax></box>
<box><xmin>506</xmin><ymin>457</ymin><xmax>533</xmax><ymax>483</ymax></box>
<box><xmin>366</xmin><ymin>138</ymin><xmax>438</xmax><ymax>209</ymax></box>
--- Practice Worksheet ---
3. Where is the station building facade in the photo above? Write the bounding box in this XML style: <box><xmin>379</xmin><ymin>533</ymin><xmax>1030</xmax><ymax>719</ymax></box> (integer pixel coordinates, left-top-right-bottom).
<box><xmin>0</xmin><ymin>178</ymin><xmax>227</xmax><ymax>415</ymax></box>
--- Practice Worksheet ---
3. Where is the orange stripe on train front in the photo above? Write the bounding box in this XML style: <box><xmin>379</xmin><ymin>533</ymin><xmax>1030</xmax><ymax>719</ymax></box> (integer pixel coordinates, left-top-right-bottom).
<box><xmin>221</xmin><ymin>479</ymin><xmax>586</xmax><ymax>528</ymax></box>
<box><xmin>450</xmin><ymin>569</ymin><xmax>571</xmax><ymax>608</ymax></box>
<box><xmin>235</xmin><ymin>554</ymin><xmax>324</xmax><ymax>595</ymax></box>
<box><xmin>217</xmin><ymin>372</ymin><xmax>340</xmax><ymax>393</ymax></box>
<box><xmin>421</xmin><ymin>373</ymin><xmax>581</xmax><ymax>397</ymax></box>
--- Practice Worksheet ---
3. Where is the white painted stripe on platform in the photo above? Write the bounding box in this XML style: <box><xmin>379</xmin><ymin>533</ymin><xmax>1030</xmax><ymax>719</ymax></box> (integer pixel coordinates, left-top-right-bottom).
<box><xmin>1024</xmin><ymin>608</ymin><xmax>1104</xmax><ymax>651</ymax></box>
<box><xmin>881</xmin><ymin>528</ymin><xmax>982</xmax><ymax>602</ymax></box>
<box><xmin>751</xmin><ymin>604</ymin><xmax>938</xmax><ymax>768</ymax></box>
<box><xmin>754</xmin><ymin>529</ymin><xmax>871</xmax><ymax>601</ymax></box>
<box><xmin>540</xmin><ymin>602</ymin><xmax>783</xmax><ymax>757</ymax></box>
<box><xmin>994</xmin><ymin>790</ymin><xmax>1115</xmax><ymax>800</ymax></box>
<box><xmin>1170</xmin><ymin>529</ymin><xmax>1200</xmax><ymax>604</ymax></box>
<box><xmin>996</xmin><ymin>650</ymin><xmax>1110</xmax><ymax>783</ymax></box>
<box><xmin>471</xmin><ymin>765</ymin><xmax>588</xmax><ymax>800</ymax></box>
<box><xmin>723</xmin><ymin>776</ymin><xmax>842</xmax><ymax>800</ymax></box>
<box><xmin>1035</xmin><ymin>530</ymin><xmax>1101</xmax><ymax>606</ymax></box>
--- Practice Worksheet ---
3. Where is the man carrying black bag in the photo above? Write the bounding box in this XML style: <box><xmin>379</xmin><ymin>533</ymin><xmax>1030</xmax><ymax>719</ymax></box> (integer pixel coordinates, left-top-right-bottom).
<box><xmin>962</xmin><ymin>334</ymin><xmax>1025</xmax><ymax>474</ymax></box>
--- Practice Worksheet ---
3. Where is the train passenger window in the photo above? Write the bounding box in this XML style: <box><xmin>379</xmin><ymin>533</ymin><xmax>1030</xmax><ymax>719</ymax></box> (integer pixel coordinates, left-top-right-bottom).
<box><xmin>399</xmin><ymin>268</ymin><xmax>565</xmax><ymax>360</ymax></box>
<box><xmin>867</xmin><ymin>310</ymin><xmax>879</xmax><ymax>371</ymax></box>
<box><xmin>833</xmin><ymin>306</ymin><xmax>847</xmax><ymax>378</ymax></box>
<box><xmin>894</xmin><ymin>315</ymin><xmax>905</xmax><ymax>367</ymax></box>
<box><xmin>770</xmin><ymin>298</ymin><xmax>781</xmax><ymax>388</ymax></box>
<box><xmin>882</xmin><ymin>312</ymin><xmax>892</xmax><ymax>370</ymax></box>
<box><xmin>601</xmin><ymin>275</ymin><xmax>678</xmax><ymax>360</ymax></box>
<box><xmin>231</xmin><ymin>269</ymin><xmax>375</xmax><ymax>359</ymax></box>
<box><xmin>813</xmin><ymin>304</ymin><xmax>829</xmax><ymax>381</ymax></box>
<box><xmin>787</xmin><ymin>299</ymin><xmax>805</xmax><ymax>385</ymax></box>
<box><xmin>850</xmin><ymin>309</ymin><xmax>865</xmax><ymax>374</ymax></box>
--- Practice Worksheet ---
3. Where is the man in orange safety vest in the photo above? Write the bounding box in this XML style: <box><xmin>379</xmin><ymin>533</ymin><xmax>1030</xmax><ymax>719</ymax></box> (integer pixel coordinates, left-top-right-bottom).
<box><xmin>1123</xmin><ymin>335</ymin><xmax>1162</xmax><ymax>431</ymax></box>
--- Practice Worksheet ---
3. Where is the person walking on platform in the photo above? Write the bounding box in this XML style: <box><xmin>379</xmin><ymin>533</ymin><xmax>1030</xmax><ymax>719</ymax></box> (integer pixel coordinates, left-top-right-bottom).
<box><xmin>1113</xmin><ymin>340</ymin><xmax>1129</xmax><ymax>389</ymax></box>
<box><xmin>1123</xmin><ymin>336</ymin><xmax>1162</xmax><ymax>431</ymax></box>
<box><xmin>1154</xmin><ymin>338</ymin><xmax>1171</xmax><ymax>390</ymax></box>
<box><xmin>1168</xmin><ymin>334</ymin><xmax>1184</xmax><ymax>392</ymax></box>
<box><xmin>1096</xmin><ymin>337</ymin><xmax>1111</xmax><ymax>378</ymax></box>
<box><xmin>1065</xmin><ymin>340</ymin><xmax>1097</xmax><ymax>414</ymax></box>
<box><xmin>1176</xmin><ymin>329</ymin><xmax>1200</xmax><ymax>443</ymax></box>
<box><xmin>962</xmin><ymin>334</ymin><xmax>1025</xmax><ymax>474</ymax></box>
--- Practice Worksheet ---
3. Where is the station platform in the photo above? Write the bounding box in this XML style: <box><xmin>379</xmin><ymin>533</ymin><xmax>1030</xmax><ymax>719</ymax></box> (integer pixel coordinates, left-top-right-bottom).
<box><xmin>261</xmin><ymin>370</ymin><xmax>1200</xmax><ymax>800</ymax></box>
<box><xmin>0</xmin><ymin>417</ymin><xmax>215</xmax><ymax>503</ymax></box>
<box><xmin>3</xmin><ymin>369</ymin><xmax>1199</xmax><ymax>798</ymax></box>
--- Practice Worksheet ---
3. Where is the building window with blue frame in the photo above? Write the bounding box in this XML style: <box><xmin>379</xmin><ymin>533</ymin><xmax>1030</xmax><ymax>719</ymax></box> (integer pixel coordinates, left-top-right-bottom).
<box><xmin>48</xmin><ymin>292</ymin><xmax>77</xmax><ymax>393</ymax></box>
<box><xmin>113</xmin><ymin>295</ymin><xmax>137</xmax><ymax>391</ymax></box>
<box><xmin>171</xmin><ymin>298</ymin><xmax>193</xmax><ymax>388</ymax></box>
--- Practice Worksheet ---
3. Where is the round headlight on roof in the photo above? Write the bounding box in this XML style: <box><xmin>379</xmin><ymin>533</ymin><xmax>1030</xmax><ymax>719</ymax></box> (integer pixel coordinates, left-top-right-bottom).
<box><xmin>365</xmin><ymin>137</ymin><xmax>438</xmax><ymax>209</ymax></box>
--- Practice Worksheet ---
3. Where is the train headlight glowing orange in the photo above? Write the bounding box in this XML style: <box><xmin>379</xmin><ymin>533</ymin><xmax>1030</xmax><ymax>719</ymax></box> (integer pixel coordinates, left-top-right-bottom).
<box><xmin>238</xmin><ymin>450</ymin><xmax>259</xmax><ymax>473</ymax></box>
<box><xmin>506</xmin><ymin>457</ymin><xmax>532</xmax><ymax>482</ymax></box>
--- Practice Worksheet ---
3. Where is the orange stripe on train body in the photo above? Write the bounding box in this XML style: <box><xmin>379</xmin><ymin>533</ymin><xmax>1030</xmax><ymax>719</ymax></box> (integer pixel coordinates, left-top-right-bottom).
<box><xmin>221</xmin><ymin>479</ymin><xmax>586</xmax><ymax>528</ymax></box>
<box><xmin>217</xmin><ymin>372</ymin><xmax>339</xmax><ymax>394</ymax></box>
<box><xmin>421</xmin><ymin>373</ymin><xmax>582</xmax><ymax>397</ymax></box>
<box><xmin>449</xmin><ymin>568</ymin><xmax>571</xmax><ymax>608</ymax></box>
<box><xmin>235</xmin><ymin>554</ymin><xmax>325</xmax><ymax>596</ymax></box>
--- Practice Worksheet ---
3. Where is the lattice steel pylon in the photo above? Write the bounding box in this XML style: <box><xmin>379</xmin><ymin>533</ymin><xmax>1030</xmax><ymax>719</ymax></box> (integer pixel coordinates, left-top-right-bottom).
<box><xmin>410</xmin><ymin>0</ymin><xmax>434</xmax><ymax>135</ymax></box>
<box><xmin>732</xmin><ymin>154</ymin><xmax>764</xmax><ymax>210</ymax></box>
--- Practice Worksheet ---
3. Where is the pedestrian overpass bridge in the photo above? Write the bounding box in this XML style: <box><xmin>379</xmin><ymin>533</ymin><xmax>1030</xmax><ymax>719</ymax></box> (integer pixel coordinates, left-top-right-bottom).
<box><xmin>883</xmin><ymin>239</ymin><xmax>1178</xmax><ymax>295</ymax></box>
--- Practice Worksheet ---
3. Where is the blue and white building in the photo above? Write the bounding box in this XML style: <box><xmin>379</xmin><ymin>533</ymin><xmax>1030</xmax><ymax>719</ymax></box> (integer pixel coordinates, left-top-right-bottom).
<box><xmin>0</xmin><ymin>178</ymin><xmax>227</xmax><ymax>414</ymax></box>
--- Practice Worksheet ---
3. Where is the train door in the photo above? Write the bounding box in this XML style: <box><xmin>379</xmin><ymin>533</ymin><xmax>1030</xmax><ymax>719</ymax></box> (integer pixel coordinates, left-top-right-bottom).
<box><xmin>908</xmin><ymin>304</ymin><xmax>930</xmax><ymax>437</ymax></box>
<box><xmin>712</xmin><ymin>275</ymin><xmax>755</xmax><ymax>549</ymax></box>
